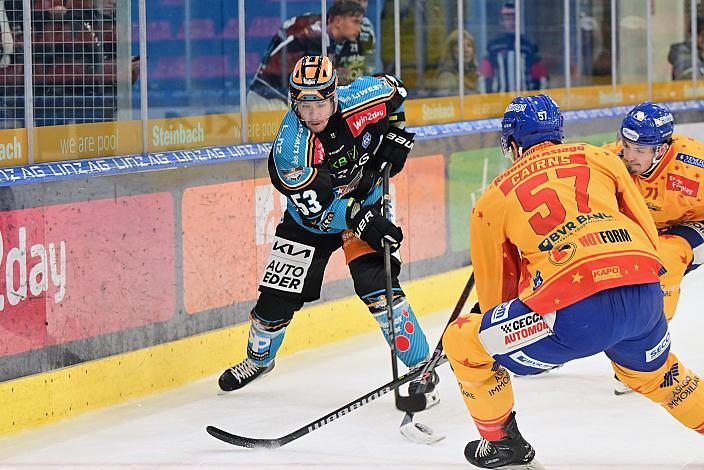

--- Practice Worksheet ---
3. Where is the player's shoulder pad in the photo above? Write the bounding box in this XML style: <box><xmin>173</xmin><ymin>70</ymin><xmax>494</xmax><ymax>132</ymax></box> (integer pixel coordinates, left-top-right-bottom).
<box><xmin>670</xmin><ymin>133</ymin><xmax>704</xmax><ymax>171</ymax></box>
<box><xmin>271</xmin><ymin>111</ymin><xmax>319</xmax><ymax>189</ymax></box>
<box><xmin>337</xmin><ymin>75</ymin><xmax>402</xmax><ymax>113</ymax></box>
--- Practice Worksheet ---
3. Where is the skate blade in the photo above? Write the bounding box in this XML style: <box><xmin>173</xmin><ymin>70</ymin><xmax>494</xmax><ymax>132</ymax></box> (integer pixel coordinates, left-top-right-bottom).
<box><xmin>399</xmin><ymin>416</ymin><xmax>445</xmax><ymax>445</ymax></box>
<box><xmin>499</xmin><ymin>460</ymin><xmax>545</xmax><ymax>470</ymax></box>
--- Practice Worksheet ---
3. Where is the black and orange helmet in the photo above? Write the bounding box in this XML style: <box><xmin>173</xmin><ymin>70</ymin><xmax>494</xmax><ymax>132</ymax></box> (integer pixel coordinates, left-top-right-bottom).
<box><xmin>289</xmin><ymin>56</ymin><xmax>338</xmax><ymax>105</ymax></box>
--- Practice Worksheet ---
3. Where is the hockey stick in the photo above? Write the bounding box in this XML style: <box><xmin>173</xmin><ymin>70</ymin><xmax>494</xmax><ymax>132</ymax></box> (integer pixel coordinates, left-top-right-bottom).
<box><xmin>380</xmin><ymin>163</ymin><xmax>403</xmax><ymax>410</ymax></box>
<box><xmin>400</xmin><ymin>271</ymin><xmax>475</xmax><ymax>444</ymax></box>
<box><xmin>206</xmin><ymin>354</ymin><xmax>449</xmax><ymax>448</ymax></box>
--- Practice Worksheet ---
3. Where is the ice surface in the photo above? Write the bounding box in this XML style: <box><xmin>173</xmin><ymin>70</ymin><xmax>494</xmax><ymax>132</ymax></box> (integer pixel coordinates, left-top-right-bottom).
<box><xmin>0</xmin><ymin>269</ymin><xmax>702</xmax><ymax>469</ymax></box>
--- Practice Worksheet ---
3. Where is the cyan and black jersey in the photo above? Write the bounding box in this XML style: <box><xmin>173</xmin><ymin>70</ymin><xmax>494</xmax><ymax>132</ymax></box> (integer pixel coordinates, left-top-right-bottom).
<box><xmin>268</xmin><ymin>74</ymin><xmax>407</xmax><ymax>234</ymax></box>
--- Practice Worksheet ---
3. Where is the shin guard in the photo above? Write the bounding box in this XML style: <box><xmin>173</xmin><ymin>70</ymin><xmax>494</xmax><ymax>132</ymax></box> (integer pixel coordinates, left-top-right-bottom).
<box><xmin>246</xmin><ymin>311</ymin><xmax>288</xmax><ymax>367</ymax></box>
<box><xmin>443</xmin><ymin>313</ymin><xmax>516</xmax><ymax>441</ymax></box>
<box><xmin>614</xmin><ymin>353</ymin><xmax>704</xmax><ymax>434</ymax></box>
<box><xmin>366</xmin><ymin>292</ymin><xmax>429</xmax><ymax>368</ymax></box>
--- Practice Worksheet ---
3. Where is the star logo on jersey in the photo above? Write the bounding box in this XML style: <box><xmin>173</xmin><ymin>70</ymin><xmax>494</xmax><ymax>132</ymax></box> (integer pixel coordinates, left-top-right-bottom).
<box><xmin>571</xmin><ymin>271</ymin><xmax>583</xmax><ymax>283</ymax></box>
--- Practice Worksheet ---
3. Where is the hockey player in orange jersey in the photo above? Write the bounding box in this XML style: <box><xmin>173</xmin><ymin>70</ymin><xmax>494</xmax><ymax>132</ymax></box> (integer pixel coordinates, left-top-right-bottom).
<box><xmin>604</xmin><ymin>102</ymin><xmax>704</xmax><ymax>323</ymax></box>
<box><xmin>443</xmin><ymin>94</ymin><xmax>704</xmax><ymax>469</ymax></box>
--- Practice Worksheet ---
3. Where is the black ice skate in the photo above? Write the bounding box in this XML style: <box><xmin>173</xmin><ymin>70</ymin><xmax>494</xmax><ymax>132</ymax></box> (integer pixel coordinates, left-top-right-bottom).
<box><xmin>464</xmin><ymin>412</ymin><xmax>544</xmax><ymax>469</ymax></box>
<box><xmin>406</xmin><ymin>362</ymin><xmax>440</xmax><ymax>411</ymax></box>
<box><xmin>218</xmin><ymin>358</ymin><xmax>275</xmax><ymax>392</ymax></box>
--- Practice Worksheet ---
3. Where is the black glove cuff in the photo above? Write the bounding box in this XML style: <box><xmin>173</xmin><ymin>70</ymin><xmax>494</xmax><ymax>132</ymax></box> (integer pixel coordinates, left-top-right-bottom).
<box><xmin>383</xmin><ymin>127</ymin><xmax>415</xmax><ymax>151</ymax></box>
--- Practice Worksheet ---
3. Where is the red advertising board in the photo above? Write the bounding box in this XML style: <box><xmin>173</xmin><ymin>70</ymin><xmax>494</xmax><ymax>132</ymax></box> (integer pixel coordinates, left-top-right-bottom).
<box><xmin>0</xmin><ymin>194</ymin><xmax>176</xmax><ymax>356</ymax></box>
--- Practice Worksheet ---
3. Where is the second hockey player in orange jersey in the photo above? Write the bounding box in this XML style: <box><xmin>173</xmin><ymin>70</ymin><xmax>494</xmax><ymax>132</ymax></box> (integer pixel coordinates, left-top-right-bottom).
<box><xmin>605</xmin><ymin>102</ymin><xmax>704</xmax><ymax>322</ymax></box>
<box><xmin>443</xmin><ymin>94</ymin><xmax>704</xmax><ymax>469</ymax></box>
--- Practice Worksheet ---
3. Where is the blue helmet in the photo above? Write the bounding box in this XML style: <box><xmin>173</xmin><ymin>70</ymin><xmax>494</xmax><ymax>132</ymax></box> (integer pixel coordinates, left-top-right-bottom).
<box><xmin>501</xmin><ymin>94</ymin><xmax>563</xmax><ymax>159</ymax></box>
<box><xmin>619</xmin><ymin>102</ymin><xmax>674</xmax><ymax>146</ymax></box>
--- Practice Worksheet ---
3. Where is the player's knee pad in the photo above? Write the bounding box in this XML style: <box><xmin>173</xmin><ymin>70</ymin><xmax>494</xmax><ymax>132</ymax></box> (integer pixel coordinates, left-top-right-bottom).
<box><xmin>349</xmin><ymin>253</ymin><xmax>401</xmax><ymax>299</ymax></box>
<box><xmin>254</xmin><ymin>291</ymin><xmax>302</xmax><ymax>324</ymax></box>
<box><xmin>662</xmin><ymin>221</ymin><xmax>704</xmax><ymax>271</ymax></box>
<box><xmin>613</xmin><ymin>353</ymin><xmax>704</xmax><ymax>433</ymax></box>
<box><xmin>364</xmin><ymin>293</ymin><xmax>429</xmax><ymax>368</ymax></box>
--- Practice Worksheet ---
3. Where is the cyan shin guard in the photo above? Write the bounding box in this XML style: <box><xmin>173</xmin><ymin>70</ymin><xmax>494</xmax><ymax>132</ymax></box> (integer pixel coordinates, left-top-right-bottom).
<box><xmin>366</xmin><ymin>291</ymin><xmax>429</xmax><ymax>367</ymax></box>
<box><xmin>246</xmin><ymin>313</ymin><xmax>287</xmax><ymax>367</ymax></box>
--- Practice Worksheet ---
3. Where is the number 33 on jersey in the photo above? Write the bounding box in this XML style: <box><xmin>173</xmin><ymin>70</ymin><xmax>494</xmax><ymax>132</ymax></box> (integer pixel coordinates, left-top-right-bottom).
<box><xmin>470</xmin><ymin>141</ymin><xmax>662</xmax><ymax>314</ymax></box>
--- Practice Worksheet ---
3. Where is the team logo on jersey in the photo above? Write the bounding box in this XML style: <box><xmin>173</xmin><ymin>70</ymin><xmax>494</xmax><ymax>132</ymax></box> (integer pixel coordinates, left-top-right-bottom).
<box><xmin>666</xmin><ymin>173</ymin><xmax>699</xmax><ymax>198</ymax></box>
<box><xmin>362</xmin><ymin>131</ymin><xmax>372</xmax><ymax>149</ymax></box>
<box><xmin>282</xmin><ymin>166</ymin><xmax>305</xmax><ymax>181</ymax></box>
<box><xmin>548</xmin><ymin>242</ymin><xmax>576</xmax><ymax>266</ymax></box>
<box><xmin>532</xmin><ymin>271</ymin><xmax>543</xmax><ymax>290</ymax></box>
<box><xmin>346</xmin><ymin>103</ymin><xmax>387</xmax><ymax>137</ymax></box>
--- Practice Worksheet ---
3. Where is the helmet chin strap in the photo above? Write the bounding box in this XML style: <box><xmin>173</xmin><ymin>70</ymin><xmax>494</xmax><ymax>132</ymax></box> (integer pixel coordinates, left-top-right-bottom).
<box><xmin>641</xmin><ymin>144</ymin><xmax>666</xmax><ymax>177</ymax></box>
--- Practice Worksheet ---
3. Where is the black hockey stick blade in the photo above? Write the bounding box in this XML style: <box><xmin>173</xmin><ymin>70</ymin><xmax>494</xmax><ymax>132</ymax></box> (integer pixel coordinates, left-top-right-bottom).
<box><xmin>206</xmin><ymin>355</ymin><xmax>448</xmax><ymax>449</ymax></box>
<box><xmin>206</xmin><ymin>426</ymin><xmax>286</xmax><ymax>449</ymax></box>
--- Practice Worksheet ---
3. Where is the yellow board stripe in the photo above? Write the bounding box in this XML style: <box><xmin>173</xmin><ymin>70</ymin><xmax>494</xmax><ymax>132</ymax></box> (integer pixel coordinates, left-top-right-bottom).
<box><xmin>0</xmin><ymin>266</ymin><xmax>473</xmax><ymax>436</ymax></box>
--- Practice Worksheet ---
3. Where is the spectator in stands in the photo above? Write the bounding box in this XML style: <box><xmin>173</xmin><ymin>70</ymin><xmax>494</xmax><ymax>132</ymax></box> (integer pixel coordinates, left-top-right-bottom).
<box><xmin>335</xmin><ymin>0</ymin><xmax>376</xmax><ymax>85</ymax></box>
<box><xmin>0</xmin><ymin>1</ymin><xmax>13</xmax><ymax>67</ymax></box>
<box><xmin>433</xmin><ymin>28</ymin><xmax>479</xmax><ymax>95</ymax></box>
<box><xmin>247</xmin><ymin>0</ymin><xmax>365</xmax><ymax>112</ymax></box>
<box><xmin>479</xmin><ymin>1</ymin><xmax>548</xmax><ymax>93</ymax></box>
<box><xmin>668</xmin><ymin>16</ymin><xmax>704</xmax><ymax>80</ymax></box>
<box><xmin>378</xmin><ymin>0</ymin><xmax>449</xmax><ymax>94</ymax></box>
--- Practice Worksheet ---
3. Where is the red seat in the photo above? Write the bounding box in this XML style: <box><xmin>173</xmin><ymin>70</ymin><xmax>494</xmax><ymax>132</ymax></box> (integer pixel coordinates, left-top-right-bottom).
<box><xmin>37</xmin><ymin>62</ymin><xmax>87</xmax><ymax>84</ymax></box>
<box><xmin>0</xmin><ymin>64</ymin><xmax>25</xmax><ymax>86</ymax></box>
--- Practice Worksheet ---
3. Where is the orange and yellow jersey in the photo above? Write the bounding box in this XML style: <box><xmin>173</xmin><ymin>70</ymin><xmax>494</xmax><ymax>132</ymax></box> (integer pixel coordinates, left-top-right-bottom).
<box><xmin>470</xmin><ymin>141</ymin><xmax>662</xmax><ymax>314</ymax></box>
<box><xmin>604</xmin><ymin>134</ymin><xmax>704</xmax><ymax>229</ymax></box>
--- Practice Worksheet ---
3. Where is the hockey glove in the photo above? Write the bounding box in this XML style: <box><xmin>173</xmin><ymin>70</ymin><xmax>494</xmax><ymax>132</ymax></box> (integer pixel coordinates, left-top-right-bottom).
<box><xmin>348</xmin><ymin>202</ymin><xmax>403</xmax><ymax>252</ymax></box>
<box><xmin>377</xmin><ymin>128</ymin><xmax>415</xmax><ymax>177</ymax></box>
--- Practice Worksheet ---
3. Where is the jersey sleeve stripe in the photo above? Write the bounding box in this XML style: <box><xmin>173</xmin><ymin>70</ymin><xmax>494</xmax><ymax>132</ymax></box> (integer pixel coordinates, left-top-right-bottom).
<box><xmin>341</xmin><ymin>92</ymin><xmax>396</xmax><ymax>118</ymax></box>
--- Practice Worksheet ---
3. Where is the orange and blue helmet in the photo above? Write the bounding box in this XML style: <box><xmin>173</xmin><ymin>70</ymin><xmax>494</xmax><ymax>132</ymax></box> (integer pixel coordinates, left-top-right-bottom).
<box><xmin>289</xmin><ymin>56</ymin><xmax>338</xmax><ymax>105</ymax></box>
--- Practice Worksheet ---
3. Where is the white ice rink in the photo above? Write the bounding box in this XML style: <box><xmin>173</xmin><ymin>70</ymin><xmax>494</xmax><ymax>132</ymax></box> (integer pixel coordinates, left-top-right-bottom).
<box><xmin>1</xmin><ymin>269</ymin><xmax>703</xmax><ymax>469</ymax></box>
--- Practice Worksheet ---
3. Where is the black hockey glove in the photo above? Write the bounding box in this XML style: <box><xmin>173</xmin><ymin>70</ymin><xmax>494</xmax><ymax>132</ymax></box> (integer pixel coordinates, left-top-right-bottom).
<box><xmin>377</xmin><ymin>128</ymin><xmax>415</xmax><ymax>177</ymax></box>
<box><xmin>347</xmin><ymin>202</ymin><xmax>403</xmax><ymax>252</ymax></box>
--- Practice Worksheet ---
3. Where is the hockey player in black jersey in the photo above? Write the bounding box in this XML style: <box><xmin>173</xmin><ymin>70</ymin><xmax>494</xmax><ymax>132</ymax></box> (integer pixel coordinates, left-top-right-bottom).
<box><xmin>219</xmin><ymin>56</ymin><xmax>438</xmax><ymax>412</ymax></box>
